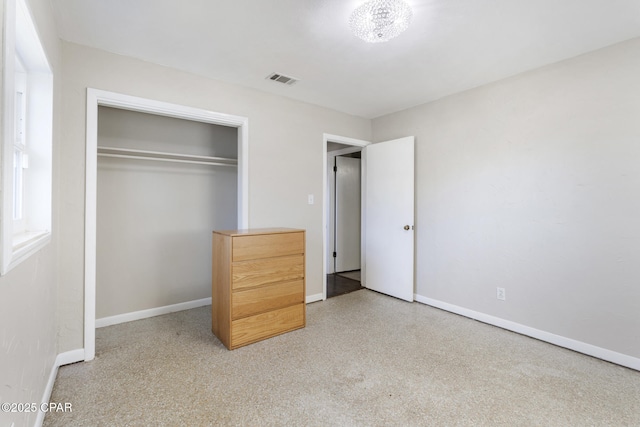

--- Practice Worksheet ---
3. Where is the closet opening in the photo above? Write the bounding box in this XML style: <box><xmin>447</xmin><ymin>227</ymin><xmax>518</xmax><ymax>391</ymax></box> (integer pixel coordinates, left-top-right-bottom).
<box><xmin>83</xmin><ymin>89</ymin><xmax>249</xmax><ymax>362</ymax></box>
<box><xmin>95</xmin><ymin>106</ymin><xmax>237</xmax><ymax>327</ymax></box>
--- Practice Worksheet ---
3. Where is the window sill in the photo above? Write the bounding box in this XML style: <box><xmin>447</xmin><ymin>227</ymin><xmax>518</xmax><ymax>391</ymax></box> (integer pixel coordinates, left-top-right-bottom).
<box><xmin>5</xmin><ymin>230</ymin><xmax>51</xmax><ymax>272</ymax></box>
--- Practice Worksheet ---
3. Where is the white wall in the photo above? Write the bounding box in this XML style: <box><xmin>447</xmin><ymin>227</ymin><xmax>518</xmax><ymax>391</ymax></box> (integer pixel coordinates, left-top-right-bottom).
<box><xmin>372</xmin><ymin>37</ymin><xmax>640</xmax><ymax>360</ymax></box>
<box><xmin>58</xmin><ymin>42</ymin><xmax>372</xmax><ymax>352</ymax></box>
<box><xmin>0</xmin><ymin>0</ymin><xmax>60</xmax><ymax>426</ymax></box>
<box><xmin>97</xmin><ymin>107</ymin><xmax>237</xmax><ymax>319</ymax></box>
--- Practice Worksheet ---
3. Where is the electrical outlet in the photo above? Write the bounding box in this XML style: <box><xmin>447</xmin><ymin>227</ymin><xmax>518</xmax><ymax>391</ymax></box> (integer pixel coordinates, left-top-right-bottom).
<box><xmin>497</xmin><ymin>287</ymin><xmax>506</xmax><ymax>301</ymax></box>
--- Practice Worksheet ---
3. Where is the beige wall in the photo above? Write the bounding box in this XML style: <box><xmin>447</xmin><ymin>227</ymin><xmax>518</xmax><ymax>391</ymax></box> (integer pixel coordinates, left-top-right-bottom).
<box><xmin>373</xmin><ymin>38</ymin><xmax>640</xmax><ymax>359</ymax></box>
<box><xmin>0</xmin><ymin>0</ymin><xmax>60</xmax><ymax>426</ymax></box>
<box><xmin>96</xmin><ymin>107</ymin><xmax>238</xmax><ymax>318</ymax></box>
<box><xmin>58</xmin><ymin>41</ymin><xmax>372</xmax><ymax>352</ymax></box>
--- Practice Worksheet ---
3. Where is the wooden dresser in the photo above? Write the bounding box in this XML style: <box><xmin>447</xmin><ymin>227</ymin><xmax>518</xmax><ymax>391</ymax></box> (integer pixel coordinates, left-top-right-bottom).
<box><xmin>211</xmin><ymin>228</ymin><xmax>306</xmax><ymax>349</ymax></box>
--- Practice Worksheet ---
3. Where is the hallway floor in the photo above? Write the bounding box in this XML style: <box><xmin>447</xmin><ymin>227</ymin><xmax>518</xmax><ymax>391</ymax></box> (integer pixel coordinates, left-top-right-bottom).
<box><xmin>326</xmin><ymin>272</ymin><xmax>363</xmax><ymax>298</ymax></box>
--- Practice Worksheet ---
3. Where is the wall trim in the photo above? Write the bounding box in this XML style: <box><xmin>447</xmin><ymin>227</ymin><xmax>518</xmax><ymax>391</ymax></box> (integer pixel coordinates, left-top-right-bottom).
<box><xmin>35</xmin><ymin>358</ymin><xmax>59</xmax><ymax>427</ymax></box>
<box><xmin>55</xmin><ymin>349</ymin><xmax>85</xmax><ymax>366</ymax></box>
<box><xmin>414</xmin><ymin>294</ymin><xmax>640</xmax><ymax>372</ymax></box>
<box><xmin>96</xmin><ymin>298</ymin><xmax>212</xmax><ymax>328</ymax></box>
<box><xmin>305</xmin><ymin>293</ymin><xmax>324</xmax><ymax>304</ymax></box>
<box><xmin>35</xmin><ymin>349</ymin><xmax>85</xmax><ymax>426</ymax></box>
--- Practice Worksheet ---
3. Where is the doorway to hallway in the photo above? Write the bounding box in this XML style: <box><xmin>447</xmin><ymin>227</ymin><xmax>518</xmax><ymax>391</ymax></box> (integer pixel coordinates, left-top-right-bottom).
<box><xmin>321</xmin><ymin>133</ymin><xmax>415</xmax><ymax>303</ymax></box>
<box><xmin>327</xmin><ymin>143</ymin><xmax>363</xmax><ymax>299</ymax></box>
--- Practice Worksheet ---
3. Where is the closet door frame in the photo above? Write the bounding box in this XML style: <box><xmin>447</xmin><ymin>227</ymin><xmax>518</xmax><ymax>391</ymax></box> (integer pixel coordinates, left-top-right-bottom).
<box><xmin>83</xmin><ymin>88</ymin><xmax>249</xmax><ymax>362</ymax></box>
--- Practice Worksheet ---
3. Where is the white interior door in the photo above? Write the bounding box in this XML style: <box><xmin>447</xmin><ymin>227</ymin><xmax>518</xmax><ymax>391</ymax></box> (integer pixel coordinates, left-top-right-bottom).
<box><xmin>335</xmin><ymin>156</ymin><xmax>361</xmax><ymax>272</ymax></box>
<box><xmin>363</xmin><ymin>136</ymin><xmax>414</xmax><ymax>302</ymax></box>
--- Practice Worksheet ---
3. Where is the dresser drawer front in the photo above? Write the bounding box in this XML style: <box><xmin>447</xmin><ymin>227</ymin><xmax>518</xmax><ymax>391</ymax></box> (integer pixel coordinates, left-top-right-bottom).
<box><xmin>232</xmin><ymin>254</ymin><xmax>304</xmax><ymax>290</ymax></box>
<box><xmin>232</xmin><ymin>232</ymin><xmax>304</xmax><ymax>261</ymax></box>
<box><xmin>232</xmin><ymin>280</ymin><xmax>304</xmax><ymax>319</ymax></box>
<box><xmin>231</xmin><ymin>304</ymin><xmax>305</xmax><ymax>348</ymax></box>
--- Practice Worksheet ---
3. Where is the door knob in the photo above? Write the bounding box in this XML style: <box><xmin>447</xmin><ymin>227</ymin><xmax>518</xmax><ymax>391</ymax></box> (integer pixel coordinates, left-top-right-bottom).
<box><xmin>404</xmin><ymin>225</ymin><xmax>410</xmax><ymax>230</ymax></box>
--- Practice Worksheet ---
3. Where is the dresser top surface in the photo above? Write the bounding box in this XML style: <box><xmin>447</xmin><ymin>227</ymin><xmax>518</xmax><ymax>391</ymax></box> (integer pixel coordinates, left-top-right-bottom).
<box><xmin>213</xmin><ymin>228</ymin><xmax>305</xmax><ymax>237</ymax></box>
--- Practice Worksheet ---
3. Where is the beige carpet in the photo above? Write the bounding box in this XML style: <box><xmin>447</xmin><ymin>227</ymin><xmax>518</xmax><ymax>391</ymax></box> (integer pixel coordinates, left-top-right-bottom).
<box><xmin>45</xmin><ymin>290</ymin><xmax>640</xmax><ymax>426</ymax></box>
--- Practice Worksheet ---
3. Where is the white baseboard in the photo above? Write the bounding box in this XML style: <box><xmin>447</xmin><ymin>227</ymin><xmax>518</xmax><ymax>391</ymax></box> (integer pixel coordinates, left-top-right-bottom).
<box><xmin>306</xmin><ymin>293</ymin><xmax>323</xmax><ymax>304</ymax></box>
<box><xmin>35</xmin><ymin>349</ymin><xmax>85</xmax><ymax>427</ymax></box>
<box><xmin>35</xmin><ymin>360</ymin><xmax>59</xmax><ymax>427</ymax></box>
<box><xmin>56</xmin><ymin>349</ymin><xmax>85</xmax><ymax>366</ymax></box>
<box><xmin>96</xmin><ymin>297</ymin><xmax>212</xmax><ymax>328</ymax></box>
<box><xmin>414</xmin><ymin>294</ymin><xmax>640</xmax><ymax>372</ymax></box>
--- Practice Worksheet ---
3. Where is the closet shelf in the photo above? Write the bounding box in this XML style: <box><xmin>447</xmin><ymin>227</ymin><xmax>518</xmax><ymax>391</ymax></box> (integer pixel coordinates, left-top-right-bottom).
<box><xmin>97</xmin><ymin>146</ymin><xmax>238</xmax><ymax>167</ymax></box>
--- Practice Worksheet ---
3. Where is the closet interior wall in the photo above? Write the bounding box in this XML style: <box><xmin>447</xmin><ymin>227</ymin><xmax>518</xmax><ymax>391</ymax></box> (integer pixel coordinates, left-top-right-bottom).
<box><xmin>96</xmin><ymin>106</ymin><xmax>238</xmax><ymax>320</ymax></box>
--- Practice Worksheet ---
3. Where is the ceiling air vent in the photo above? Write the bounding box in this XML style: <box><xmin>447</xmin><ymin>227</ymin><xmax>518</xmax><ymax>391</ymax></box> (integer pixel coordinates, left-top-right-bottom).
<box><xmin>266</xmin><ymin>72</ymin><xmax>298</xmax><ymax>86</ymax></box>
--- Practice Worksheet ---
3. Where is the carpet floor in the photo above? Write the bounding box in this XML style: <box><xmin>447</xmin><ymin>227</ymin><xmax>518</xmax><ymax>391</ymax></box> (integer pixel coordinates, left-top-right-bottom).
<box><xmin>44</xmin><ymin>290</ymin><xmax>640</xmax><ymax>426</ymax></box>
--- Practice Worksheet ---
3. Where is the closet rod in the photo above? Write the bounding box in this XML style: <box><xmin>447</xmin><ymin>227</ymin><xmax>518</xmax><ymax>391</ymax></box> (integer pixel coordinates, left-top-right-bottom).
<box><xmin>97</xmin><ymin>146</ymin><xmax>238</xmax><ymax>167</ymax></box>
<box><xmin>97</xmin><ymin>153</ymin><xmax>237</xmax><ymax>167</ymax></box>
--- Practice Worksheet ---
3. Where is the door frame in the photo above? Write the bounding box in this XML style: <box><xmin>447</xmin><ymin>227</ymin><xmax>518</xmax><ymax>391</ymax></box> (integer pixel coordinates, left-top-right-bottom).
<box><xmin>83</xmin><ymin>88</ymin><xmax>249</xmax><ymax>361</ymax></box>
<box><xmin>322</xmin><ymin>133</ymin><xmax>371</xmax><ymax>300</ymax></box>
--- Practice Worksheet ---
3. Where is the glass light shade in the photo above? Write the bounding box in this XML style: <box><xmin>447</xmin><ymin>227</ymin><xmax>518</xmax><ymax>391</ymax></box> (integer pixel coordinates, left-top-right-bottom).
<box><xmin>349</xmin><ymin>0</ymin><xmax>413</xmax><ymax>43</ymax></box>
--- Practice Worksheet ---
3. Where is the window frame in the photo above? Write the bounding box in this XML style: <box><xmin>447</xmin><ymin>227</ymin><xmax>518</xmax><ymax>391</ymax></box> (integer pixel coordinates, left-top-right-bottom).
<box><xmin>1</xmin><ymin>0</ymin><xmax>53</xmax><ymax>275</ymax></box>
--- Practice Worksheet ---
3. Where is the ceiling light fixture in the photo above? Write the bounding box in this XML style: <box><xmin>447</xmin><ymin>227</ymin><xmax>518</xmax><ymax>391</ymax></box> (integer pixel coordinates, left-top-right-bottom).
<box><xmin>349</xmin><ymin>0</ymin><xmax>413</xmax><ymax>43</ymax></box>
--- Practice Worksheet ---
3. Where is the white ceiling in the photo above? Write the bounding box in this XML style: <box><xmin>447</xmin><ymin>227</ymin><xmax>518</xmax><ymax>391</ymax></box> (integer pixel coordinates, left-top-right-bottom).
<box><xmin>51</xmin><ymin>0</ymin><xmax>640</xmax><ymax>119</ymax></box>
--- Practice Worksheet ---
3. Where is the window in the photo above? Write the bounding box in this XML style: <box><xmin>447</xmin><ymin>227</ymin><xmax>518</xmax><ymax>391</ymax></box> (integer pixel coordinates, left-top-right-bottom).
<box><xmin>1</xmin><ymin>0</ymin><xmax>53</xmax><ymax>274</ymax></box>
<box><xmin>14</xmin><ymin>56</ymin><xmax>26</xmax><ymax>230</ymax></box>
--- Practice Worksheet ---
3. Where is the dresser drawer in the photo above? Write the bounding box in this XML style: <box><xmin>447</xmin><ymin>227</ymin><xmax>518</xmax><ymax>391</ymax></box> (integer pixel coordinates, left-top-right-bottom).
<box><xmin>232</xmin><ymin>279</ymin><xmax>304</xmax><ymax>319</ymax></box>
<box><xmin>231</xmin><ymin>304</ymin><xmax>305</xmax><ymax>348</ymax></box>
<box><xmin>232</xmin><ymin>231</ymin><xmax>304</xmax><ymax>261</ymax></box>
<box><xmin>232</xmin><ymin>254</ymin><xmax>304</xmax><ymax>290</ymax></box>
